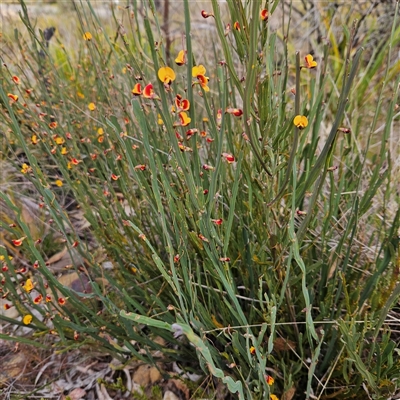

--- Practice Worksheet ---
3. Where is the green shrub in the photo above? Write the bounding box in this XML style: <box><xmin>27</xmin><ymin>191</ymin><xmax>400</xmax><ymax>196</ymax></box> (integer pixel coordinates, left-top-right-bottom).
<box><xmin>1</xmin><ymin>0</ymin><xmax>399</xmax><ymax>398</ymax></box>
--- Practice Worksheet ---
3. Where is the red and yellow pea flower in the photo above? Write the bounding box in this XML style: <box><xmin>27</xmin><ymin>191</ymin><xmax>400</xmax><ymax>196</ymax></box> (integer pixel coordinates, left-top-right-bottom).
<box><xmin>158</xmin><ymin>66</ymin><xmax>176</xmax><ymax>85</ymax></box>
<box><xmin>293</xmin><ymin>115</ymin><xmax>308</xmax><ymax>129</ymax></box>
<box><xmin>192</xmin><ymin>65</ymin><xmax>210</xmax><ymax>92</ymax></box>
<box><xmin>304</xmin><ymin>54</ymin><xmax>317</xmax><ymax>69</ymax></box>
<box><xmin>58</xmin><ymin>297</ymin><xmax>66</xmax><ymax>306</ymax></box>
<box><xmin>143</xmin><ymin>83</ymin><xmax>156</xmax><ymax>99</ymax></box>
<box><xmin>175</xmin><ymin>50</ymin><xmax>186</xmax><ymax>66</ymax></box>
<box><xmin>7</xmin><ymin>93</ymin><xmax>19</xmax><ymax>103</ymax></box>
<box><xmin>186</xmin><ymin>129</ymin><xmax>198</xmax><ymax>139</ymax></box>
<box><xmin>222</xmin><ymin>152</ymin><xmax>235</xmax><ymax>163</ymax></box>
<box><xmin>70</xmin><ymin>158</ymin><xmax>81</xmax><ymax>165</ymax></box>
<box><xmin>265</xmin><ymin>375</ymin><xmax>274</xmax><ymax>385</ymax></box>
<box><xmin>175</xmin><ymin>94</ymin><xmax>190</xmax><ymax>111</ymax></box>
<box><xmin>12</xmin><ymin>75</ymin><xmax>21</xmax><ymax>85</ymax></box>
<box><xmin>178</xmin><ymin>143</ymin><xmax>193</xmax><ymax>152</ymax></box>
<box><xmin>211</xmin><ymin>218</ymin><xmax>223</xmax><ymax>225</ymax></box>
<box><xmin>226</xmin><ymin>107</ymin><xmax>243</xmax><ymax>117</ymax></box>
<box><xmin>174</xmin><ymin>111</ymin><xmax>191</xmax><ymax>127</ymax></box>
<box><xmin>260</xmin><ymin>9</ymin><xmax>269</xmax><ymax>21</ymax></box>
<box><xmin>12</xmin><ymin>237</ymin><xmax>26</xmax><ymax>247</ymax></box>
<box><xmin>233</xmin><ymin>21</ymin><xmax>240</xmax><ymax>31</ymax></box>
<box><xmin>33</xmin><ymin>294</ymin><xmax>43</xmax><ymax>305</ymax></box>
<box><xmin>196</xmin><ymin>74</ymin><xmax>210</xmax><ymax>92</ymax></box>
<box><xmin>192</xmin><ymin>65</ymin><xmax>206</xmax><ymax>77</ymax></box>
<box><xmin>131</xmin><ymin>83</ymin><xmax>142</xmax><ymax>96</ymax></box>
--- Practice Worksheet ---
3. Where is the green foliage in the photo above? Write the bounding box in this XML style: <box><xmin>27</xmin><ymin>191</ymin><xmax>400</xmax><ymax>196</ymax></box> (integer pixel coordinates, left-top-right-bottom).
<box><xmin>0</xmin><ymin>0</ymin><xmax>399</xmax><ymax>399</ymax></box>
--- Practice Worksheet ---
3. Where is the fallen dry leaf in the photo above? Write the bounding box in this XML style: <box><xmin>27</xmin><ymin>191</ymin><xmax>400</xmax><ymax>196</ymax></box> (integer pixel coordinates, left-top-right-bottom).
<box><xmin>273</xmin><ymin>337</ymin><xmax>296</xmax><ymax>352</ymax></box>
<box><xmin>283</xmin><ymin>385</ymin><xmax>296</xmax><ymax>400</ymax></box>
<box><xmin>0</xmin><ymin>351</ymin><xmax>26</xmax><ymax>385</ymax></box>
<box><xmin>164</xmin><ymin>379</ymin><xmax>189</xmax><ymax>400</ymax></box>
<box><xmin>132</xmin><ymin>364</ymin><xmax>162</xmax><ymax>386</ymax></box>
<box><xmin>65</xmin><ymin>387</ymin><xmax>86</xmax><ymax>400</ymax></box>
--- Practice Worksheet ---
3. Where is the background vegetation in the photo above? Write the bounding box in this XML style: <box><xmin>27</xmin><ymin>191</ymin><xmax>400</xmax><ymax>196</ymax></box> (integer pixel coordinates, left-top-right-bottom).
<box><xmin>1</xmin><ymin>0</ymin><xmax>399</xmax><ymax>399</ymax></box>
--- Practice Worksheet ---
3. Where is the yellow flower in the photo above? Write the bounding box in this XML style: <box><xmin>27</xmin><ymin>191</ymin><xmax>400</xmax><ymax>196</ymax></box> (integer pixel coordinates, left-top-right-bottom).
<box><xmin>31</xmin><ymin>134</ymin><xmax>38</xmax><ymax>145</ymax></box>
<box><xmin>270</xmin><ymin>395</ymin><xmax>279</xmax><ymax>400</ymax></box>
<box><xmin>23</xmin><ymin>314</ymin><xmax>33</xmax><ymax>325</ymax></box>
<box><xmin>293</xmin><ymin>115</ymin><xmax>308</xmax><ymax>129</ymax></box>
<box><xmin>157</xmin><ymin>114</ymin><xmax>164</xmax><ymax>125</ymax></box>
<box><xmin>77</xmin><ymin>92</ymin><xmax>85</xmax><ymax>99</ymax></box>
<box><xmin>88</xmin><ymin>102</ymin><xmax>96</xmax><ymax>111</ymax></box>
<box><xmin>175</xmin><ymin>50</ymin><xmax>186</xmax><ymax>66</ymax></box>
<box><xmin>97</xmin><ymin>127</ymin><xmax>104</xmax><ymax>135</ymax></box>
<box><xmin>83</xmin><ymin>32</ymin><xmax>92</xmax><ymax>41</ymax></box>
<box><xmin>178</xmin><ymin>111</ymin><xmax>191</xmax><ymax>127</ymax></box>
<box><xmin>61</xmin><ymin>147</ymin><xmax>68</xmax><ymax>155</ymax></box>
<box><xmin>21</xmin><ymin>163</ymin><xmax>31</xmax><ymax>174</ymax></box>
<box><xmin>304</xmin><ymin>54</ymin><xmax>317</xmax><ymax>69</ymax></box>
<box><xmin>23</xmin><ymin>278</ymin><xmax>34</xmax><ymax>293</ymax></box>
<box><xmin>54</xmin><ymin>179</ymin><xmax>63</xmax><ymax>187</ymax></box>
<box><xmin>55</xmin><ymin>136</ymin><xmax>65</xmax><ymax>145</ymax></box>
<box><xmin>192</xmin><ymin>64</ymin><xmax>206</xmax><ymax>77</ymax></box>
<box><xmin>158</xmin><ymin>66</ymin><xmax>176</xmax><ymax>84</ymax></box>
